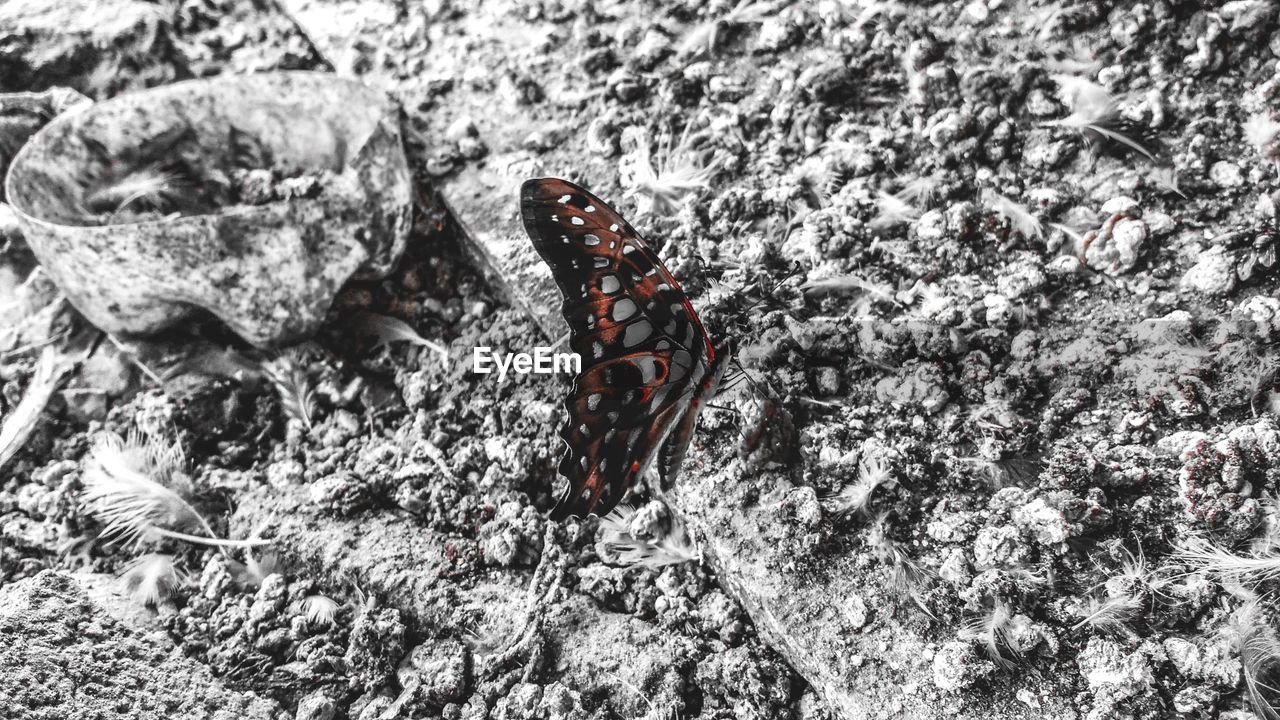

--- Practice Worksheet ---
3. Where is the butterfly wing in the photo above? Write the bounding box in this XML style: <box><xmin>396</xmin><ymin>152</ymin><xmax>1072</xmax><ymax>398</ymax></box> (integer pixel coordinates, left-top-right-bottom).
<box><xmin>521</xmin><ymin>177</ymin><xmax>717</xmax><ymax>519</ymax></box>
<box><xmin>657</xmin><ymin>335</ymin><xmax>736</xmax><ymax>490</ymax></box>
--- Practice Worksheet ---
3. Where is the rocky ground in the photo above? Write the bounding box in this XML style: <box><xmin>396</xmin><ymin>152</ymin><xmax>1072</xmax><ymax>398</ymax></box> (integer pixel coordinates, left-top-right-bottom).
<box><xmin>4</xmin><ymin>0</ymin><xmax>1280</xmax><ymax>719</ymax></box>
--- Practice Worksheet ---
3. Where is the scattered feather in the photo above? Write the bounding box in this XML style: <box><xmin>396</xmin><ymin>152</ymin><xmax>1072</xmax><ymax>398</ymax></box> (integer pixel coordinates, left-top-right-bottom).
<box><xmin>1236</xmin><ymin>599</ymin><xmax>1280</xmax><ymax>720</ymax></box>
<box><xmin>790</xmin><ymin>155</ymin><xmax>834</xmax><ymax>208</ymax></box>
<box><xmin>232</xmin><ymin>551</ymin><xmax>281</xmax><ymax>587</ymax></box>
<box><xmin>799</xmin><ymin>274</ymin><xmax>898</xmax><ymax>306</ymax></box>
<box><xmin>1044</xmin><ymin>74</ymin><xmax>1157</xmax><ymax>161</ymax></box>
<box><xmin>462</xmin><ymin>621</ymin><xmax>510</xmax><ymax>657</ymax></box>
<box><xmin>81</xmin><ymin>429</ymin><xmax>267</xmax><ymax>549</ymax></box>
<box><xmin>0</xmin><ymin>347</ymin><xmax>75</xmax><ymax>471</ymax></box>
<box><xmin>867</xmin><ymin>514</ymin><xmax>934</xmax><ymax>617</ymax></box>
<box><xmin>1174</xmin><ymin>536</ymin><xmax>1280</xmax><ymax>585</ymax></box>
<box><xmin>121</xmin><ymin>553</ymin><xmax>180</xmax><ymax>606</ymax></box>
<box><xmin>1048</xmin><ymin>222</ymin><xmax>1087</xmax><ymax>253</ymax></box>
<box><xmin>869</xmin><ymin>190</ymin><xmax>920</xmax><ymax>230</ymax></box>
<box><xmin>358</xmin><ymin>313</ymin><xmax>448</xmax><ymax>367</ymax></box>
<box><xmin>821</xmin><ymin>455</ymin><xmax>892</xmax><ymax>516</ymax></box>
<box><xmin>621</xmin><ymin>126</ymin><xmax>716</xmax><ymax>216</ymax></box>
<box><xmin>261</xmin><ymin>350</ymin><xmax>318</xmax><ymax>430</ymax></box>
<box><xmin>1146</xmin><ymin>165</ymin><xmax>1185</xmax><ymax>197</ymax></box>
<box><xmin>1253</xmin><ymin>496</ymin><xmax>1280</xmax><ymax>556</ymax></box>
<box><xmin>896</xmin><ymin>173</ymin><xmax>944</xmax><ymax>208</ymax></box>
<box><xmin>598</xmin><ymin>505</ymin><xmax>698</xmax><ymax>567</ymax></box>
<box><xmin>302</xmin><ymin>594</ymin><xmax>340</xmax><ymax>626</ymax></box>
<box><xmin>960</xmin><ymin>600</ymin><xmax>1016</xmax><ymax>666</ymax></box>
<box><xmin>983</xmin><ymin>190</ymin><xmax>1043</xmax><ymax>240</ymax></box>
<box><xmin>105</xmin><ymin>332</ymin><xmax>165</xmax><ymax>387</ymax></box>
<box><xmin>84</xmin><ymin>165</ymin><xmax>184</xmax><ymax>219</ymax></box>
<box><xmin>1072</xmin><ymin>594</ymin><xmax>1143</xmax><ymax>634</ymax></box>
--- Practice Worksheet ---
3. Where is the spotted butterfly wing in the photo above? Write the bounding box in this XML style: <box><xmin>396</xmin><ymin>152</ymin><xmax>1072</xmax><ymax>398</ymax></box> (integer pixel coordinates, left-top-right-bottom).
<box><xmin>520</xmin><ymin>177</ymin><xmax>731</xmax><ymax>520</ymax></box>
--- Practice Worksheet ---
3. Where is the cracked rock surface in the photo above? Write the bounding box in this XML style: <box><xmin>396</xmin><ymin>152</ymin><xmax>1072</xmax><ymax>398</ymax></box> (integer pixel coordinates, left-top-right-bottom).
<box><xmin>0</xmin><ymin>570</ymin><xmax>283</xmax><ymax>720</ymax></box>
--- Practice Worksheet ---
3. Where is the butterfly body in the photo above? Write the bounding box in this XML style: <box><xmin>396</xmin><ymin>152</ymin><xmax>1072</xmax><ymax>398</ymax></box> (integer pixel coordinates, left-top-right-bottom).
<box><xmin>520</xmin><ymin>177</ymin><xmax>730</xmax><ymax>519</ymax></box>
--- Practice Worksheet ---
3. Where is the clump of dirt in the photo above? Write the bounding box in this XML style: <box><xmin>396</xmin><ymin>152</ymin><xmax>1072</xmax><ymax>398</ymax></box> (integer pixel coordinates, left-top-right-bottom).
<box><xmin>0</xmin><ymin>570</ymin><xmax>281</xmax><ymax>719</ymax></box>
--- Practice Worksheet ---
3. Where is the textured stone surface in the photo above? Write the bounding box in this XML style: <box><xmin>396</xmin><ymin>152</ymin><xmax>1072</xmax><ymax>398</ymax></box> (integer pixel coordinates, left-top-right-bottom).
<box><xmin>0</xmin><ymin>0</ymin><xmax>189</xmax><ymax>98</ymax></box>
<box><xmin>5</xmin><ymin>72</ymin><xmax>412</xmax><ymax>347</ymax></box>
<box><xmin>669</xmin><ymin>457</ymin><xmax>1073</xmax><ymax>720</ymax></box>
<box><xmin>0</xmin><ymin>570</ymin><xmax>282</xmax><ymax>720</ymax></box>
<box><xmin>230</xmin><ymin>482</ymin><xmax>697</xmax><ymax>719</ymax></box>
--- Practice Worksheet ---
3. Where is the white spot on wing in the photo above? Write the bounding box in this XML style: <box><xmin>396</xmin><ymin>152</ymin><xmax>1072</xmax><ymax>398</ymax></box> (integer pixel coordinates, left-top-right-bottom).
<box><xmin>624</xmin><ymin>320</ymin><xmax>653</xmax><ymax>347</ymax></box>
<box><xmin>612</xmin><ymin>298</ymin><xmax>638</xmax><ymax>322</ymax></box>
<box><xmin>571</xmin><ymin>216</ymin><xmax>585</xmax><ymax>226</ymax></box>
<box><xmin>670</xmin><ymin>350</ymin><xmax>692</xmax><ymax>382</ymax></box>
<box><xmin>585</xmin><ymin>205</ymin><xmax>596</xmax><ymax>212</ymax></box>
<box><xmin>650</xmin><ymin>385</ymin><xmax>670</xmax><ymax>410</ymax></box>
<box><xmin>600</xmin><ymin>275</ymin><xmax>621</xmax><ymax>294</ymax></box>
<box><xmin>587</xmin><ymin>393</ymin><xmax>602</xmax><ymax>411</ymax></box>
<box><xmin>634</xmin><ymin>357</ymin><xmax>658</xmax><ymax>383</ymax></box>
<box><xmin>584</xmin><ymin>234</ymin><xmax>600</xmax><ymax>246</ymax></box>
<box><xmin>558</xmin><ymin>195</ymin><xmax>571</xmax><ymax>204</ymax></box>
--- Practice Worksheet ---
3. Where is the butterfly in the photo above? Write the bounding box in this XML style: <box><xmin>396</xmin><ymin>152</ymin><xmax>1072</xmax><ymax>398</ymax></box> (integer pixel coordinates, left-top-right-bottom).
<box><xmin>520</xmin><ymin>177</ymin><xmax>733</xmax><ymax>520</ymax></box>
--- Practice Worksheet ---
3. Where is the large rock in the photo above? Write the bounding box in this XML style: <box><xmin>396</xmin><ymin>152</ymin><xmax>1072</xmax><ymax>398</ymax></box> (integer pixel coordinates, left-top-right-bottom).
<box><xmin>0</xmin><ymin>570</ymin><xmax>282</xmax><ymax>720</ymax></box>
<box><xmin>5</xmin><ymin>73</ymin><xmax>412</xmax><ymax>347</ymax></box>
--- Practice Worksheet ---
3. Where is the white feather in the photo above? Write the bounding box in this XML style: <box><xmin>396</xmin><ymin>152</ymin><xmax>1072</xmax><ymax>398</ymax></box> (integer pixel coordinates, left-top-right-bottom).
<box><xmin>598</xmin><ymin>505</ymin><xmax>698</xmax><ymax>567</ymax></box>
<box><xmin>121</xmin><ymin>553</ymin><xmax>179</xmax><ymax>606</ymax></box>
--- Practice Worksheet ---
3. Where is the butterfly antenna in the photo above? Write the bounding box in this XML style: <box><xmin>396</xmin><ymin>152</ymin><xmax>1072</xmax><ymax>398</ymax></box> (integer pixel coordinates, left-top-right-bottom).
<box><xmin>717</xmin><ymin>374</ymin><xmax>749</xmax><ymax>394</ymax></box>
<box><xmin>706</xmin><ymin>402</ymin><xmax>742</xmax><ymax>415</ymax></box>
<box><xmin>734</xmin><ymin>261</ymin><xmax>802</xmax><ymax>321</ymax></box>
<box><xmin>706</xmin><ymin>402</ymin><xmax>754</xmax><ymax>445</ymax></box>
<box><xmin>726</xmin><ymin>358</ymin><xmax>771</xmax><ymax>415</ymax></box>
